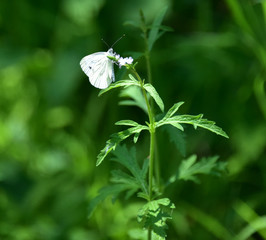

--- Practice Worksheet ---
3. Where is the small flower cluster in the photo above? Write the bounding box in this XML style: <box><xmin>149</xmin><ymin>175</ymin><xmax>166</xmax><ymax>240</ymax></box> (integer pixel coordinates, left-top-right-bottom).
<box><xmin>114</xmin><ymin>53</ymin><xmax>134</xmax><ymax>68</ymax></box>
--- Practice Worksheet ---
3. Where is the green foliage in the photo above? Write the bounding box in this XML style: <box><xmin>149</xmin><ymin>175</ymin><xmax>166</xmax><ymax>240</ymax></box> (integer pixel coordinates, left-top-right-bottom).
<box><xmin>3</xmin><ymin>1</ymin><xmax>266</xmax><ymax>240</ymax></box>
<box><xmin>119</xmin><ymin>86</ymin><xmax>148</xmax><ymax>114</ymax></box>
<box><xmin>111</xmin><ymin>145</ymin><xmax>149</xmax><ymax>195</ymax></box>
<box><xmin>89</xmin><ymin>145</ymin><xmax>149</xmax><ymax>217</ymax></box>
<box><xmin>162</xmin><ymin>125</ymin><xmax>186</xmax><ymax>157</ymax></box>
<box><xmin>168</xmin><ymin>155</ymin><xmax>227</xmax><ymax>184</ymax></box>
<box><xmin>147</xmin><ymin>6</ymin><xmax>172</xmax><ymax>51</ymax></box>
<box><xmin>233</xmin><ymin>216</ymin><xmax>266</xmax><ymax>240</ymax></box>
<box><xmin>138</xmin><ymin>198</ymin><xmax>175</xmax><ymax>240</ymax></box>
<box><xmin>156</xmin><ymin>102</ymin><xmax>229</xmax><ymax>138</ymax></box>
<box><xmin>233</xmin><ymin>200</ymin><xmax>266</xmax><ymax>240</ymax></box>
<box><xmin>96</xmin><ymin>124</ymin><xmax>149</xmax><ymax>166</ymax></box>
<box><xmin>93</xmin><ymin>9</ymin><xmax>229</xmax><ymax>239</ymax></box>
<box><xmin>98</xmin><ymin>78</ymin><xmax>140</xmax><ymax>96</ymax></box>
<box><xmin>143</xmin><ymin>83</ymin><xmax>164</xmax><ymax>112</ymax></box>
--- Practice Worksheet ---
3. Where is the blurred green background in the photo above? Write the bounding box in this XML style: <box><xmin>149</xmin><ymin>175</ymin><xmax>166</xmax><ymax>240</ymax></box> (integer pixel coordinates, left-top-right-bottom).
<box><xmin>0</xmin><ymin>0</ymin><xmax>266</xmax><ymax>239</ymax></box>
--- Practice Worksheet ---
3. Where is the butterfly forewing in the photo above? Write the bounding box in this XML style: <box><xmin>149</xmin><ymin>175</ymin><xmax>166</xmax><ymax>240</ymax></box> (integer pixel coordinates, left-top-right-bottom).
<box><xmin>80</xmin><ymin>49</ymin><xmax>115</xmax><ymax>89</ymax></box>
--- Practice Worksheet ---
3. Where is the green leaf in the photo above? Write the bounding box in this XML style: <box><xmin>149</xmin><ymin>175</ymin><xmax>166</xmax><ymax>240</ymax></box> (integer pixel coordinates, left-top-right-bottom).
<box><xmin>128</xmin><ymin>74</ymin><xmax>138</xmax><ymax>81</ymax></box>
<box><xmin>98</xmin><ymin>79</ymin><xmax>140</xmax><ymax>96</ymax></box>
<box><xmin>138</xmin><ymin>198</ymin><xmax>175</xmax><ymax>239</ymax></box>
<box><xmin>119</xmin><ymin>86</ymin><xmax>148</xmax><ymax>114</ymax></box>
<box><xmin>162</xmin><ymin>125</ymin><xmax>186</xmax><ymax>157</ymax></box>
<box><xmin>89</xmin><ymin>145</ymin><xmax>149</xmax><ymax>218</ymax></box>
<box><xmin>157</xmin><ymin>114</ymin><xmax>229</xmax><ymax>138</ymax></box>
<box><xmin>169</xmin><ymin>155</ymin><xmax>227</xmax><ymax>184</ymax></box>
<box><xmin>96</xmin><ymin>125</ymin><xmax>149</xmax><ymax>166</ymax></box>
<box><xmin>144</xmin><ymin>83</ymin><xmax>164</xmax><ymax>112</ymax></box>
<box><xmin>156</xmin><ymin>118</ymin><xmax>184</xmax><ymax>131</ymax></box>
<box><xmin>163</xmin><ymin>102</ymin><xmax>184</xmax><ymax>120</ymax></box>
<box><xmin>111</xmin><ymin>145</ymin><xmax>149</xmax><ymax>194</ymax></box>
<box><xmin>115</xmin><ymin>120</ymin><xmax>140</xmax><ymax>127</ymax></box>
<box><xmin>134</xmin><ymin>132</ymin><xmax>140</xmax><ymax>143</ymax></box>
<box><xmin>88</xmin><ymin>184</ymin><xmax>130</xmax><ymax>218</ymax></box>
<box><xmin>148</xmin><ymin>6</ymin><xmax>168</xmax><ymax>51</ymax></box>
<box><xmin>174</xmin><ymin>114</ymin><xmax>229</xmax><ymax>138</ymax></box>
<box><xmin>110</xmin><ymin>169</ymin><xmax>140</xmax><ymax>199</ymax></box>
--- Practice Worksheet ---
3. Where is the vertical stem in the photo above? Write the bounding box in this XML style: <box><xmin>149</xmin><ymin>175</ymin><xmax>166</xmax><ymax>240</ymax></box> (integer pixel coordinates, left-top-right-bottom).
<box><xmin>130</xmin><ymin>68</ymin><xmax>154</xmax><ymax>240</ymax></box>
<box><xmin>149</xmin><ymin>125</ymin><xmax>155</xmax><ymax>201</ymax></box>
<box><xmin>140</xmin><ymin>9</ymin><xmax>153</xmax><ymax>85</ymax></box>
<box><xmin>140</xmin><ymin>10</ymin><xmax>161</xmax><ymax>191</ymax></box>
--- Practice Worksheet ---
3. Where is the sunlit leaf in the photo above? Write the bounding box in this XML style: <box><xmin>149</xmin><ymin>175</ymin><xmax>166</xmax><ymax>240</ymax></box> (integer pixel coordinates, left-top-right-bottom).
<box><xmin>138</xmin><ymin>198</ymin><xmax>175</xmax><ymax>239</ymax></box>
<box><xmin>144</xmin><ymin>83</ymin><xmax>164</xmax><ymax>112</ymax></box>
<box><xmin>156</xmin><ymin>119</ymin><xmax>184</xmax><ymax>131</ymax></box>
<box><xmin>168</xmin><ymin>155</ymin><xmax>227</xmax><ymax>184</ymax></box>
<box><xmin>115</xmin><ymin>119</ymin><xmax>141</xmax><ymax>127</ymax></box>
<box><xmin>128</xmin><ymin>74</ymin><xmax>138</xmax><ymax>81</ymax></box>
<box><xmin>163</xmin><ymin>102</ymin><xmax>184</xmax><ymax>120</ymax></box>
<box><xmin>96</xmin><ymin>125</ymin><xmax>149</xmax><ymax>166</ymax></box>
<box><xmin>157</xmin><ymin>114</ymin><xmax>228</xmax><ymax>138</ymax></box>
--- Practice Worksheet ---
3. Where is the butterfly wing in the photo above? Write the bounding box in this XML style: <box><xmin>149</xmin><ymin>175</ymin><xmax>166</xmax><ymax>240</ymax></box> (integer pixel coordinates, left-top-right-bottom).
<box><xmin>80</xmin><ymin>52</ymin><xmax>115</xmax><ymax>89</ymax></box>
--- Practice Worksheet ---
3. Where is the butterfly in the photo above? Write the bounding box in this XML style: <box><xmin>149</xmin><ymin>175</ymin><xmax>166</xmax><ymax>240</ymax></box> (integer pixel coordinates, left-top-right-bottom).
<box><xmin>80</xmin><ymin>48</ymin><xmax>115</xmax><ymax>89</ymax></box>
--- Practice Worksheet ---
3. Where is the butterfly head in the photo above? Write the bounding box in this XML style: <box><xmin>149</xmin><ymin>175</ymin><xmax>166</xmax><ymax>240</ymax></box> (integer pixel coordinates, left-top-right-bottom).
<box><xmin>107</xmin><ymin>48</ymin><xmax>114</xmax><ymax>55</ymax></box>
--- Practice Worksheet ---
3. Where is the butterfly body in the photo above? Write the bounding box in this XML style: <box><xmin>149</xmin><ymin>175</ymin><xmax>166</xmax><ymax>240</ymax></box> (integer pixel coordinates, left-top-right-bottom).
<box><xmin>80</xmin><ymin>48</ymin><xmax>115</xmax><ymax>89</ymax></box>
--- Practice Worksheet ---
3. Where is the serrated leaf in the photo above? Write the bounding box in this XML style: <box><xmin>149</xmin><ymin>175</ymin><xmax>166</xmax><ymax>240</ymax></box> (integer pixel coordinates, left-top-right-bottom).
<box><xmin>89</xmin><ymin>145</ymin><xmax>150</xmax><ymax>218</ymax></box>
<box><xmin>144</xmin><ymin>83</ymin><xmax>164</xmax><ymax>112</ymax></box>
<box><xmin>173</xmin><ymin>114</ymin><xmax>229</xmax><ymax>138</ymax></box>
<box><xmin>168</xmin><ymin>155</ymin><xmax>227</xmax><ymax>184</ymax></box>
<box><xmin>138</xmin><ymin>198</ymin><xmax>175</xmax><ymax>239</ymax></box>
<box><xmin>98</xmin><ymin>79</ymin><xmax>140</xmax><ymax>96</ymax></box>
<box><xmin>157</xmin><ymin>114</ymin><xmax>228</xmax><ymax>138</ymax></box>
<box><xmin>111</xmin><ymin>145</ymin><xmax>149</xmax><ymax>194</ymax></box>
<box><xmin>110</xmin><ymin>169</ymin><xmax>140</xmax><ymax>199</ymax></box>
<box><xmin>148</xmin><ymin>6</ymin><xmax>168</xmax><ymax>51</ymax></box>
<box><xmin>96</xmin><ymin>125</ymin><xmax>149</xmax><ymax>166</ymax></box>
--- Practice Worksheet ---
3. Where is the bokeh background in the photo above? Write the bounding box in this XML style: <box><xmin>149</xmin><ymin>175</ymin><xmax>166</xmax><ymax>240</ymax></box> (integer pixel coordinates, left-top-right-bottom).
<box><xmin>0</xmin><ymin>0</ymin><xmax>266</xmax><ymax>239</ymax></box>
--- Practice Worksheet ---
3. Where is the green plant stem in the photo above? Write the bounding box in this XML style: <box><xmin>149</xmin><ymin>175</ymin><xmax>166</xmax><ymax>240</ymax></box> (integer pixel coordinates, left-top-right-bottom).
<box><xmin>140</xmin><ymin>10</ymin><xmax>161</xmax><ymax>194</ymax></box>
<box><xmin>130</xmin><ymin>67</ymin><xmax>155</xmax><ymax>240</ymax></box>
<box><xmin>131</xmin><ymin>69</ymin><xmax>155</xmax><ymax>200</ymax></box>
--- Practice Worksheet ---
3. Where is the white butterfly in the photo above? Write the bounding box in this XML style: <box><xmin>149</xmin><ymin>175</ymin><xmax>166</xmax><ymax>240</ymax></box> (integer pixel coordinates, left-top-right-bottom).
<box><xmin>80</xmin><ymin>48</ymin><xmax>115</xmax><ymax>89</ymax></box>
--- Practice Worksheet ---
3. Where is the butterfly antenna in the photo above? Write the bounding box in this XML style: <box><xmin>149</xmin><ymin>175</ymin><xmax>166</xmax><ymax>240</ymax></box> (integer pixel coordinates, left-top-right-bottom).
<box><xmin>101</xmin><ymin>38</ymin><xmax>110</xmax><ymax>48</ymax></box>
<box><xmin>111</xmin><ymin>34</ymin><xmax>126</xmax><ymax>48</ymax></box>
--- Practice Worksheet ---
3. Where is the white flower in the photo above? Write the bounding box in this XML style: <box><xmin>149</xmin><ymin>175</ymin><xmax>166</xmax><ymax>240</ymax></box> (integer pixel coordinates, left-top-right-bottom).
<box><xmin>114</xmin><ymin>53</ymin><xmax>120</xmax><ymax>59</ymax></box>
<box><xmin>118</xmin><ymin>56</ymin><xmax>134</xmax><ymax>68</ymax></box>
